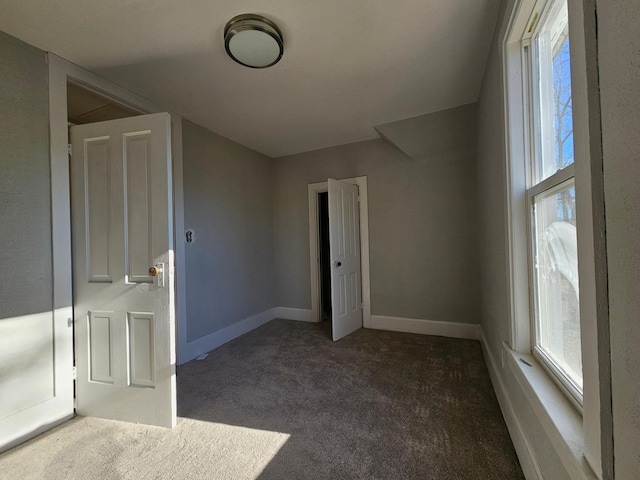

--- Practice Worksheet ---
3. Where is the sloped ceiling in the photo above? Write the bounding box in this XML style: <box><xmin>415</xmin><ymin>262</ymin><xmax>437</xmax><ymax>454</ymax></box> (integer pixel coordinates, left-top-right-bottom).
<box><xmin>375</xmin><ymin>104</ymin><xmax>478</xmax><ymax>160</ymax></box>
<box><xmin>0</xmin><ymin>0</ymin><xmax>500</xmax><ymax>158</ymax></box>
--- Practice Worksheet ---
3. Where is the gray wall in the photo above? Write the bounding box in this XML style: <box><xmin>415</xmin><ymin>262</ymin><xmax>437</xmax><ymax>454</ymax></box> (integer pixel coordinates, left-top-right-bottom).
<box><xmin>0</xmin><ymin>31</ymin><xmax>52</xmax><ymax>320</ymax></box>
<box><xmin>273</xmin><ymin>105</ymin><xmax>480</xmax><ymax>324</ymax></box>
<box><xmin>597</xmin><ymin>0</ymin><xmax>640</xmax><ymax>476</ymax></box>
<box><xmin>0</xmin><ymin>31</ymin><xmax>56</xmax><ymax>424</ymax></box>
<box><xmin>182</xmin><ymin>120</ymin><xmax>276</xmax><ymax>341</ymax></box>
<box><xmin>476</xmin><ymin>2</ymin><xmax>511</xmax><ymax>359</ymax></box>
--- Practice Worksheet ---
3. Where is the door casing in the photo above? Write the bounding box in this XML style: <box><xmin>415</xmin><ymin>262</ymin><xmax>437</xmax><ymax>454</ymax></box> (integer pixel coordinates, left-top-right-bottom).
<box><xmin>308</xmin><ymin>176</ymin><xmax>371</xmax><ymax>327</ymax></box>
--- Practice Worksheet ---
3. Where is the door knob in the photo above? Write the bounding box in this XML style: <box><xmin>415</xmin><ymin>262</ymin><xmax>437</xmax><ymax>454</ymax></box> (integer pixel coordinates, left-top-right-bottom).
<box><xmin>335</xmin><ymin>261</ymin><xmax>342</xmax><ymax>267</ymax></box>
<box><xmin>149</xmin><ymin>266</ymin><xmax>160</xmax><ymax>277</ymax></box>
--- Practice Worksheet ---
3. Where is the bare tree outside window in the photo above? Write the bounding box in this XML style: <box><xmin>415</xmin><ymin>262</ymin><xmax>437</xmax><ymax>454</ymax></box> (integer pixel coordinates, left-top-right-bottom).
<box><xmin>553</xmin><ymin>29</ymin><xmax>574</xmax><ymax>169</ymax></box>
<box><xmin>553</xmin><ymin>28</ymin><xmax>575</xmax><ymax>224</ymax></box>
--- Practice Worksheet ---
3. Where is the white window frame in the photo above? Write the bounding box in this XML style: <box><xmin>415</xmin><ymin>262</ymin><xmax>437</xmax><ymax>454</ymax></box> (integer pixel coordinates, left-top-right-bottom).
<box><xmin>524</xmin><ymin>0</ymin><xmax>583</xmax><ymax>408</ymax></box>
<box><xmin>502</xmin><ymin>0</ymin><xmax>611</xmax><ymax>478</ymax></box>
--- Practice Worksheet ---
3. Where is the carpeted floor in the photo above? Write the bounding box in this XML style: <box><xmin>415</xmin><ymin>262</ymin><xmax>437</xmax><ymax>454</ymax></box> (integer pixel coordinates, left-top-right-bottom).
<box><xmin>0</xmin><ymin>319</ymin><xmax>524</xmax><ymax>479</ymax></box>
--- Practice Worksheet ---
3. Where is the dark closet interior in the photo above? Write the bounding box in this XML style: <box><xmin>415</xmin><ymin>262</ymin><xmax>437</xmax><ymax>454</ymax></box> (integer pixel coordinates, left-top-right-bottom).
<box><xmin>318</xmin><ymin>192</ymin><xmax>332</xmax><ymax>322</ymax></box>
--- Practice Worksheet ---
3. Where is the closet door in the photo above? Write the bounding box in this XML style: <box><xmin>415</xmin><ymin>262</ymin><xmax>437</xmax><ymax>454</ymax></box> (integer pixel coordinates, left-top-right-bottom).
<box><xmin>328</xmin><ymin>178</ymin><xmax>362</xmax><ymax>341</ymax></box>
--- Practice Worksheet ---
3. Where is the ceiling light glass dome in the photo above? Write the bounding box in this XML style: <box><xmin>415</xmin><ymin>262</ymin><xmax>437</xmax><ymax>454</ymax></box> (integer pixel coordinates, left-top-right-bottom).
<box><xmin>224</xmin><ymin>14</ymin><xmax>284</xmax><ymax>69</ymax></box>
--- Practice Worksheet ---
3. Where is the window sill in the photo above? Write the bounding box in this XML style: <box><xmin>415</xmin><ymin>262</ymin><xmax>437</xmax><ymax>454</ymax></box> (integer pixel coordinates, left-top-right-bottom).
<box><xmin>503</xmin><ymin>343</ymin><xmax>598</xmax><ymax>479</ymax></box>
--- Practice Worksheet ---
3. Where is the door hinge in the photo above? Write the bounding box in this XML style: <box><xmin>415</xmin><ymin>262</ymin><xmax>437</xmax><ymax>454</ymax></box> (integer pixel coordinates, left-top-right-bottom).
<box><xmin>72</xmin><ymin>366</ymin><xmax>77</xmax><ymax>380</ymax></box>
<box><xmin>68</xmin><ymin>143</ymin><xmax>72</xmax><ymax>156</ymax></box>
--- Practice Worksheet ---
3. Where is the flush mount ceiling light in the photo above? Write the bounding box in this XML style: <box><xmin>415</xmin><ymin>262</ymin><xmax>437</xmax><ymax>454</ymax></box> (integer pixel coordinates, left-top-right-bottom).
<box><xmin>224</xmin><ymin>14</ymin><xmax>284</xmax><ymax>69</ymax></box>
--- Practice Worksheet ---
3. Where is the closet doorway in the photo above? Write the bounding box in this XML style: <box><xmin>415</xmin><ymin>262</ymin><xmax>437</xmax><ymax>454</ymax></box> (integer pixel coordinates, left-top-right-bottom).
<box><xmin>308</xmin><ymin>176</ymin><xmax>372</xmax><ymax>340</ymax></box>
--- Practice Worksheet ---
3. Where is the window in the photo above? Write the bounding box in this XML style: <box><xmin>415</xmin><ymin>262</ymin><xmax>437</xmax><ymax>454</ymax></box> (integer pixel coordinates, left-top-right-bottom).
<box><xmin>516</xmin><ymin>0</ymin><xmax>583</xmax><ymax>406</ymax></box>
<box><xmin>503</xmin><ymin>0</ymin><xmax>609</xmax><ymax>475</ymax></box>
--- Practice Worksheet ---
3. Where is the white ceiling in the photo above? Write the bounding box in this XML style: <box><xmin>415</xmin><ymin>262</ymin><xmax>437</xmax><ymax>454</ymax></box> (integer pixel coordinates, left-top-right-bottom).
<box><xmin>0</xmin><ymin>0</ymin><xmax>500</xmax><ymax>158</ymax></box>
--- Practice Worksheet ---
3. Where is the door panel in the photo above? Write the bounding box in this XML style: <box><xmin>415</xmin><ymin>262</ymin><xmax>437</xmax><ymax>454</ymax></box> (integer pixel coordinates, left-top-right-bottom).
<box><xmin>125</xmin><ymin>132</ymin><xmax>154</xmax><ymax>282</ymax></box>
<box><xmin>88</xmin><ymin>311</ymin><xmax>115</xmax><ymax>384</ymax></box>
<box><xmin>85</xmin><ymin>137</ymin><xmax>112</xmax><ymax>282</ymax></box>
<box><xmin>328</xmin><ymin>179</ymin><xmax>362</xmax><ymax>341</ymax></box>
<box><xmin>71</xmin><ymin>113</ymin><xmax>176</xmax><ymax>428</ymax></box>
<box><xmin>128</xmin><ymin>312</ymin><xmax>155</xmax><ymax>388</ymax></box>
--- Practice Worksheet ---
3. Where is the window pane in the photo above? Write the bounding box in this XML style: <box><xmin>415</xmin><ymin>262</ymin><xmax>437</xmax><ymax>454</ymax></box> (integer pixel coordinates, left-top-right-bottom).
<box><xmin>535</xmin><ymin>6</ymin><xmax>574</xmax><ymax>182</ymax></box>
<box><xmin>532</xmin><ymin>179</ymin><xmax>582</xmax><ymax>392</ymax></box>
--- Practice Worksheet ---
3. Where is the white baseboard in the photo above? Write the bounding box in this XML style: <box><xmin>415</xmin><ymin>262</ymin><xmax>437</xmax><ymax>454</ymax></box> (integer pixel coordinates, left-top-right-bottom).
<box><xmin>370</xmin><ymin>315</ymin><xmax>481</xmax><ymax>340</ymax></box>
<box><xmin>177</xmin><ymin>307</ymin><xmax>316</xmax><ymax>364</ymax></box>
<box><xmin>480</xmin><ymin>329</ymin><xmax>543</xmax><ymax>480</ymax></box>
<box><xmin>274</xmin><ymin>307</ymin><xmax>314</xmax><ymax>322</ymax></box>
<box><xmin>178</xmin><ymin>308</ymin><xmax>277</xmax><ymax>364</ymax></box>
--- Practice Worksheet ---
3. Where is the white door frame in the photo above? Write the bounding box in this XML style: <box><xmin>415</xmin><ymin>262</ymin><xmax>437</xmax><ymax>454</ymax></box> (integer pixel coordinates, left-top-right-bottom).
<box><xmin>47</xmin><ymin>54</ymin><xmax>187</xmax><ymax>372</ymax></box>
<box><xmin>308</xmin><ymin>176</ymin><xmax>371</xmax><ymax>327</ymax></box>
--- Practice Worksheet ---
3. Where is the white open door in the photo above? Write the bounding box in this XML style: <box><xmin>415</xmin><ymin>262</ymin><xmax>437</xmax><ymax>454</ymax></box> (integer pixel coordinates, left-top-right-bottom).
<box><xmin>70</xmin><ymin>113</ymin><xmax>176</xmax><ymax>427</ymax></box>
<box><xmin>328</xmin><ymin>178</ymin><xmax>362</xmax><ymax>341</ymax></box>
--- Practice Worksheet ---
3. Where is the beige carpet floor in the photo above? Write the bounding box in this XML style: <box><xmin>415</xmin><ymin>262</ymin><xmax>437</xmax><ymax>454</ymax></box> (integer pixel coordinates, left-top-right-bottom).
<box><xmin>0</xmin><ymin>319</ymin><xmax>523</xmax><ymax>479</ymax></box>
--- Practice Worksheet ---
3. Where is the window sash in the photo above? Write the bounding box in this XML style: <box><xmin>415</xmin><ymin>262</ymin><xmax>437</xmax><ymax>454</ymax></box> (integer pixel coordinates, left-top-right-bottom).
<box><xmin>527</xmin><ymin>176</ymin><xmax>583</xmax><ymax>407</ymax></box>
<box><xmin>529</xmin><ymin>0</ymin><xmax>573</xmax><ymax>185</ymax></box>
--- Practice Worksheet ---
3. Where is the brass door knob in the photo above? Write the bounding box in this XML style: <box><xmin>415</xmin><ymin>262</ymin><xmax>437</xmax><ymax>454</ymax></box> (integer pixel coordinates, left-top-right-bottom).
<box><xmin>149</xmin><ymin>266</ymin><xmax>160</xmax><ymax>277</ymax></box>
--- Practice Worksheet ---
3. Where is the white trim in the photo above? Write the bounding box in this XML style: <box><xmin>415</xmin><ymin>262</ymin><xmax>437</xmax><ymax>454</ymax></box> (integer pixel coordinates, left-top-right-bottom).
<box><xmin>45</xmin><ymin>54</ymin><xmax>76</xmax><ymax>431</ymax></box>
<box><xmin>47</xmin><ymin>53</ymin><xmax>187</xmax><ymax>367</ymax></box>
<box><xmin>370</xmin><ymin>315</ymin><xmax>481</xmax><ymax>340</ymax></box>
<box><xmin>308</xmin><ymin>176</ymin><xmax>371</xmax><ymax>327</ymax></box>
<box><xmin>480</xmin><ymin>331</ymin><xmax>544</xmax><ymax>480</ymax></box>
<box><xmin>172</xmin><ymin>118</ymin><xmax>188</xmax><ymax>365</ymax></box>
<box><xmin>274</xmin><ymin>307</ymin><xmax>314</xmax><ymax>322</ymax></box>
<box><xmin>178</xmin><ymin>309</ymin><xmax>277</xmax><ymax>364</ymax></box>
<box><xmin>502</xmin><ymin>0</ymin><xmax>539</xmax><ymax>353</ymax></box>
<box><xmin>567</xmin><ymin>0</ymin><xmax>611</xmax><ymax>476</ymax></box>
<box><xmin>358</xmin><ymin>179</ymin><xmax>372</xmax><ymax>328</ymax></box>
<box><xmin>48</xmin><ymin>58</ymin><xmax>74</xmax><ymax>321</ymax></box>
